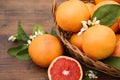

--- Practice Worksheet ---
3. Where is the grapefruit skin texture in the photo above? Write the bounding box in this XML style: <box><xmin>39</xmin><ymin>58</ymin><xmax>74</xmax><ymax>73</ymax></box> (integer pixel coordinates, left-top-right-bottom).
<box><xmin>112</xmin><ymin>34</ymin><xmax>120</xmax><ymax>57</ymax></box>
<box><xmin>82</xmin><ymin>25</ymin><xmax>116</xmax><ymax>60</ymax></box>
<box><xmin>48</xmin><ymin>56</ymin><xmax>83</xmax><ymax>80</ymax></box>
<box><xmin>56</xmin><ymin>0</ymin><xmax>90</xmax><ymax>32</ymax></box>
<box><xmin>28</xmin><ymin>34</ymin><xmax>63</xmax><ymax>68</ymax></box>
<box><xmin>70</xmin><ymin>33</ymin><xmax>83</xmax><ymax>51</ymax></box>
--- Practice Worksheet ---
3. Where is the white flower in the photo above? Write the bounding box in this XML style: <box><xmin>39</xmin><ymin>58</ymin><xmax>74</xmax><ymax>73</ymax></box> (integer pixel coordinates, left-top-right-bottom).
<box><xmin>77</xmin><ymin>17</ymin><xmax>100</xmax><ymax>36</ymax></box>
<box><xmin>77</xmin><ymin>21</ymin><xmax>88</xmax><ymax>36</ymax></box>
<box><xmin>87</xmin><ymin>70</ymin><xmax>98</xmax><ymax>79</ymax></box>
<box><xmin>8</xmin><ymin>35</ymin><xmax>16</xmax><ymax>42</ymax></box>
<box><xmin>27</xmin><ymin>31</ymin><xmax>44</xmax><ymax>45</ymax></box>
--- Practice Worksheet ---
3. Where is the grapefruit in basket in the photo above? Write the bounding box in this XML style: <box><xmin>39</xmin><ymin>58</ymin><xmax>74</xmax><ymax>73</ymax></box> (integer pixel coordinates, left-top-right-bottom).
<box><xmin>85</xmin><ymin>2</ymin><xmax>95</xmax><ymax>16</ymax></box>
<box><xmin>112</xmin><ymin>34</ymin><xmax>120</xmax><ymax>57</ymax></box>
<box><xmin>55</xmin><ymin>0</ymin><xmax>90</xmax><ymax>32</ymax></box>
<box><xmin>48</xmin><ymin>56</ymin><xmax>83</xmax><ymax>80</ymax></box>
<box><xmin>70</xmin><ymin>33</ymin><xmax>83</xmax><ymax>51</ymax></box>
<box><xmin>82</xmin><ymin>25</ymin><xmax>116</xmax><ymax>60</ymax></box>
<box><xmin>28</xmin><ymin>34</ymin><xmax>63</xmax><ymax>67</ymax></box>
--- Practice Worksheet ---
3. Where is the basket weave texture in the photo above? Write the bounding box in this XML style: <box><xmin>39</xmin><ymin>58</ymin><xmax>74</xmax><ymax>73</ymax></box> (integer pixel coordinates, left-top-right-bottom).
<box><xmin>52</xmin><ymin>0</ymin><xmax>120</xmax><ymax>77</ymax></box>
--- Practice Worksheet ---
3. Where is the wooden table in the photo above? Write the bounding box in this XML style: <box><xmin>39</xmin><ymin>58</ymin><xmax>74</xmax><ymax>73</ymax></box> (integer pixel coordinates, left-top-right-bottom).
<box><xmin>0</xmin><ymin>0</ymin><xmax>120</xmax><ymax>80</ymax></box>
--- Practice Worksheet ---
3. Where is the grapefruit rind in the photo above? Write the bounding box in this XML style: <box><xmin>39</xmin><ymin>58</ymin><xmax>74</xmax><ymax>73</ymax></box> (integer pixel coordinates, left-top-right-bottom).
<box><xmin>48</xmin><ymin>56</ymin><xmax>83</xmax><ymax>80</ymax></box>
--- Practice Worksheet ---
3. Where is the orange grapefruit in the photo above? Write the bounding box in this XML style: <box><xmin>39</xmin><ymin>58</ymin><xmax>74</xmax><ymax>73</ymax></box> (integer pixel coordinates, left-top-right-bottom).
<box><xmin>28</xmin><ymin>34</ymin><xmax>63</xmax><ymax>67</ymax></box>
<box><xmin>48</xmin><ymin>56</ymin><xmax>83</xmax><ymax>80</ymax></box>
<box><xmin>112</xmin><ymin>34</ymin><xmax>120</xmax><ymax>57</ymax></box>
<box><xmin>56</xmin><ymin>0</ymin><xmax>90</xmax><ymax>32</ymax></box>
<box><xmin>70</xmin><ymin>33</ymin><xmax>83</xmax><ymax>51</ymax></box>
<box><xmin>82</xmin><ymin>25</ymin><xmax>116</xmax><ymax>60</ymax></box>
<box><xmin>85</xmin><ymin>2</ymin><xmax>95</xmax><ymax>17</ymax></box>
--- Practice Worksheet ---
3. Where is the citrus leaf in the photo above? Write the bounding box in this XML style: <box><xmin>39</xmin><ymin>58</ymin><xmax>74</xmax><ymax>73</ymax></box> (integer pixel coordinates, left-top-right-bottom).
<box><xmin>16</xmin><ymin>46</ymin><xmax>31</xmax><ymax>60</ymax></box>
<box><xmin>103</xmin><ymin>56</ymin><xmax>120</xmax><ymax>70</ymax></box>
<box><xmin>7</xmin><ymin>45</ymin><xmax>24</xmax><ymax>56</ymax></box>
<box><xmin>17</xmin><ymin>21</ymin><xmax>29</xmax><ymax>43</ymax></box>
<box><xmin>51</xmin><ymin>27</ymin><xmax>59</xmax><ymax>38</ymax></box>
<box><xmin>7</xmin><ymin>45</ymin><xmax>31</xmax><ymax>60</ymax></box>
<box><xmin>92</xmin><ymin>4</ymin><xmax>120</xmax><ymax>26</ymax></box>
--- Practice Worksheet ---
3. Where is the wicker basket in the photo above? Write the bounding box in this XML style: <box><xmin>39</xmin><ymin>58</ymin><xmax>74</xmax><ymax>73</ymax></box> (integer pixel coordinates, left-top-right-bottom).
<box><xmin>52</xmin><ymin>0</ymin><xmax>120</xmax><ymax>77</ymax></box>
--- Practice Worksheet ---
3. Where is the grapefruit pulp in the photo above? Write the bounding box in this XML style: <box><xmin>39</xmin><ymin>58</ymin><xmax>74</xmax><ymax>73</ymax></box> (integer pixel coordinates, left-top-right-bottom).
<box><xmin>48</xmin><ymin>56</ymin><xmax>83</xmax><ymax>80</ymax></box>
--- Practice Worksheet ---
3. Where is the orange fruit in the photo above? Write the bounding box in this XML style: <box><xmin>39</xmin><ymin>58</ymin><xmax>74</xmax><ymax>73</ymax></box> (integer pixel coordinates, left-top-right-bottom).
<box><xmin>48</xmin><ymin>56</ymin><xmax>83</xmax><ymax>80</ymax></box>
<box><xmin>112</xmin><ymin>34</ymin><xmax>120</xmax><ymax>57</ymax></box>
<box><xmin>28</xmin><ymin>34</ymin><xmax>63</xmax><ymax>67</ymax></box>
<box><xmin>82</xmin><ymin>25</ymin><xmax>116</xmax><ymax>60</ymax></box>
<box><xmin>95</xmin><ymin>0</ymin><xmax>120</xmax><ymax>4</ymax></box>
<box><xmin>85</xmin><ymin>2</ymin><xmax>95</xmax><ymax>17</ymax></box>
<box><xmin>70</xmin><ymin>33</ymin><xmax>83</xmax><ymax>51</ymax></box>
<box><xmin>110</xmin><ymin>17</ymin><xmax>120</xmax><ymax>33</ymax></box>
<box><xmin>116</xmin><ymin>34</ymin><xmax>120</xmax><ymax>41</ymax></box>
<box><xmin>56</xmin><ymin>0</ymin><xmax>90</xmax><ymax>32</ymax></box>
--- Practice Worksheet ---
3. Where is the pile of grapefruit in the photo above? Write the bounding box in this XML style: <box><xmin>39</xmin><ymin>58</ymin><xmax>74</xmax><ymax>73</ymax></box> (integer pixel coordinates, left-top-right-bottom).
<box><xmin>55</xmin><ymin>0</ymin><xmax>120</xmax><ymax>60</ymax></box>
<box><xmin>27</xmin><ymin>0</ymin><xmax>120</xmax><ymax>80</ymax></box>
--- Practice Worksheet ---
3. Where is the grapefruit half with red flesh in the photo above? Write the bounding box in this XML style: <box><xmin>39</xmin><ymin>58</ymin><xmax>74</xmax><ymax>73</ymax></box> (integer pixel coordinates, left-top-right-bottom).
<box><xmin>48</xmin><ymin>56</ymin><xmax>83</xmax><ymax>80</ymax></box>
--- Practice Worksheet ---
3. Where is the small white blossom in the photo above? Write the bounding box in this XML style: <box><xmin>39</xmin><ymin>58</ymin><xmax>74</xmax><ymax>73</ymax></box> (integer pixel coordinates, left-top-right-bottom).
<box><xmin>77</xmin><ymin>17</ymin><xmax>100</xmax><ymax>36</ymax></box>
<box><xmin>27</xmin><ymin>40</ymin><xmax>31</xmax><ymax>44</ymax></box>
<box><xmin>35</xmin><ymin>31</ymin><xmax>38</xmax><ymax>36</ymax></box>
<box><xmin>87</xmin><ymin>70</ymin><xmax>98</xmax><ymax>79</ymax></box>
<box><xmin>77</xmin><ymin>21</ymin><xmax>88</xmax><ymax>36</ymax></box>
<box><xmin>8</xmin><ymin>35</ymin><xmax>16</xmax><ymax>42</ymax></box>
<box><xmin>27</xmin><ymin>31</ymin><xmax>44</xmax><ymax>45</ymax></box>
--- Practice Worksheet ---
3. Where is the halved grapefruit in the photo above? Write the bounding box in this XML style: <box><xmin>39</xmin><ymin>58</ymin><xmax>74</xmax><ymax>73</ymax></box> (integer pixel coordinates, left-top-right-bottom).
<box><xmin>48</xmin><ymin>56</ymin><xmax>83</xmax><ymax>80</ymax></box>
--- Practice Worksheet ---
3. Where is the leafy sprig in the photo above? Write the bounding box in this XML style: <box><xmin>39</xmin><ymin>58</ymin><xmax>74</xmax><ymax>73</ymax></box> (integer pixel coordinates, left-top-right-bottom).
<box><xmin>7</xmin><ymin>21</ymin><xmax>46</xmax><ymax>60</ymax></box>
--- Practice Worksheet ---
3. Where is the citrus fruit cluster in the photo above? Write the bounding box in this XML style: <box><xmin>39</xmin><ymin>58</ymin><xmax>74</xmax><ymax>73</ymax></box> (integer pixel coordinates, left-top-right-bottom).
<box><xmin>28</xmin><ymin>0</ymin><xmax>120</xmax><ymax>80</ymax></box>
<box><xmin>55</xmin><ymin>0</ymin><xmax>120</xmax><ymax>60</ymax></box>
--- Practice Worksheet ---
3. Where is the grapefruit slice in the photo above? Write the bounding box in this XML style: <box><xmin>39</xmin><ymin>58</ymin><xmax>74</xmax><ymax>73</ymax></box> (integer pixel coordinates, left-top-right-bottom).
<box><xmin>48</xmin><ymin>56</ymin><xmax>83</xmax><ymax>80</ymax></box>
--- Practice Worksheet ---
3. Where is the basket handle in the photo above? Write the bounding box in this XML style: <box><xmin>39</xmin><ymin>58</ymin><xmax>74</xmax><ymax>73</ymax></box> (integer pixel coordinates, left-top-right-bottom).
<box><xmin>52</xmin><ymin>0</ymin><xmax>57</xmax><ymax>22</ymax></box>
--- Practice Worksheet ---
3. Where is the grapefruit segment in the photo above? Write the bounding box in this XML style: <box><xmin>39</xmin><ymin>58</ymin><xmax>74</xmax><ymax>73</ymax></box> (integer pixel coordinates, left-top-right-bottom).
<box><xmin>48</xmin><ymin>56</ymin><xmax>83</xmax><ymax>80</ymax></box>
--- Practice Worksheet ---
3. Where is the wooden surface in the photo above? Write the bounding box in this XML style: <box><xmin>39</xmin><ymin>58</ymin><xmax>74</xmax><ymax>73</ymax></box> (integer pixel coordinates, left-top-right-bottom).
<box><xmin>0</xmin><ymin>0</ymin><xmax>120</xmax><ymax>80</ymax></box>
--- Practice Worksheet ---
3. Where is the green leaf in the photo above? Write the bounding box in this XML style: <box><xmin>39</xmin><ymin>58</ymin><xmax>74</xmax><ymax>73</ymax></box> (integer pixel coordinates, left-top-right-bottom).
<box><xmin>17</xmin><ymin>21</ymin><xmax>29</xmax><ymax>43</ymax></box>
<box><xmin>7</xmin><ymin>45</ymin><xmax>31</xmax><ymax>60</ymax></box>
<box><xmin>32</xmin><ymin>24</ymin><xmax>47</xmax><ymax>35</ymax></box>
<box><xmin>7</xmin><ymin>45</ymin><xmax>23</xmax><ymax>56</ymax></box>
<box><xmin>51</xmin><ymin>27</ymin><xmax>59</xmax><ymax>38</ymax></box>
<box><xmin>92</xmin><ymin>4</ymin><xmax>120</xmax><ymax>26</ymax></box>
<box><xmin>16</xmin><ymin>46</ymin><xmax>31</xmax><ymax>60</ymax></box>
<box><xmin>103</xmin><ymin>56</ymin><xmax>120</xmax><ymax>70</ymax></box>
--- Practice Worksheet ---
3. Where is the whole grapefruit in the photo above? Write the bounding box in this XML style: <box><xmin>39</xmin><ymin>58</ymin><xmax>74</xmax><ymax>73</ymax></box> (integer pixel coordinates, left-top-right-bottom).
<box><xmin>28</xmin><ymin>34</ymin><xmax>63</xmax><ymax>67</ymax></box>
<box><xmin>112</xmin><ymin>34</ymin><xmax>120</xmax><ymax>57</ymax></box>
<box><xmin>82</xmin><ymin>25</ymin><xmax>116</xmax><ymax>60</ymax></box>
<box><xmin>55</xmin><ymin>0</ymin><xmax>90</xmax><ymax>32</ymax></box>
<box><xmin>70</xmin><ymin>33</ymin><xmax>83</xmax><ymax>51</ymax></box>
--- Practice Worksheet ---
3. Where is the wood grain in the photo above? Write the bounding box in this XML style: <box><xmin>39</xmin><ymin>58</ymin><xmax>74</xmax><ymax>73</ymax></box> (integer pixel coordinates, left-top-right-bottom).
<box><xmin>0</xmin><ymin>0</ymin><xmax>120</xmax><ymax>80</ymax></box>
